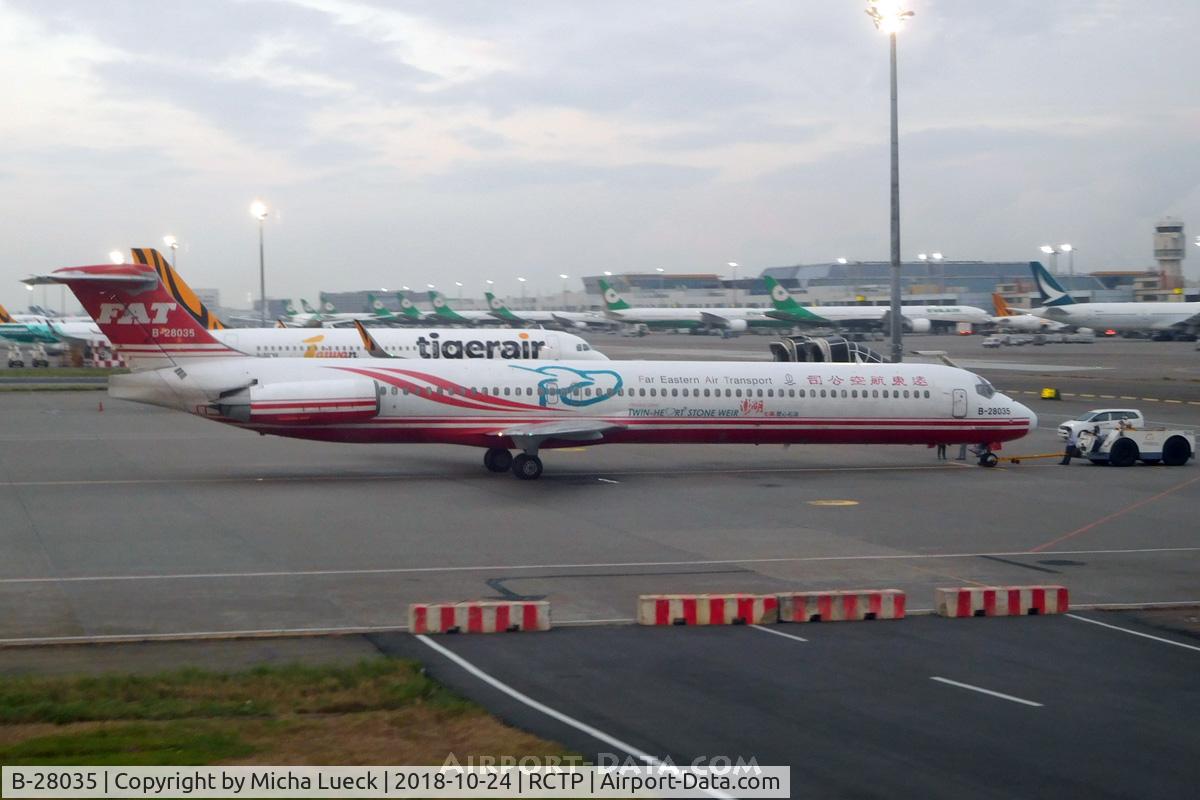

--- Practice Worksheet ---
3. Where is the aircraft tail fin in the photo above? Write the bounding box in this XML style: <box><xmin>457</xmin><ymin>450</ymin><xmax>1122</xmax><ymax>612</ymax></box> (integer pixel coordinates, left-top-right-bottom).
<box><xmin>353</xmin><ymin>320</ymin><xmax>395</xmax><ymax>358</ymax></box>
<box><xmin>25</xmin><ymin>264</ymin><xmax>242</xmax><ymax>371</ymax></box>
<box><xmin>395</xmin><ymin>293</ymin><xmax>422</xmax><ymax>320</ymax></box>
<box><xmin>130</xmin><ymin>248</ymin><xmax>226</xmax><ymax>330</ymax></box>
<box><xmin>763</xmin><ymin>275</ymin><xmax>803</xmax><ymax>311</ymax></box>
<box><xmin>0</xmin><ymin>303</ymin><xmax>13</xmax><ymax>324</ymax></box>
<box><xmin>366</xmin><ymin>293</ymin><xmax>394</xmax><ymax>318</ymax></box>
<box><xmin>486</xmin><ymin>291</ymin><xmax>523</xmax><ymax>322</ymax></box>
<box><xmin>991</xmin><ymin>293</ymin><xmax>1015</xmax><ymax>316</ymax></box>
<box><xmin>597</xmin><ymin>278</ymin><xmax>632</xmax><ymax>311</ymax></box>
<box><xmin>428</xmin><ymin>290</ymin><xmax>465</xmax><ymax>320</ymax></box>
<box><xmin>1031</xmin><ymin>261</ymin><xmax>1075</xmax><ymax>306</ymax></box>
<box><xmin>301</xmin><ymin>298</ymin><xmax>319</xmax><ymax>314</ymax></box>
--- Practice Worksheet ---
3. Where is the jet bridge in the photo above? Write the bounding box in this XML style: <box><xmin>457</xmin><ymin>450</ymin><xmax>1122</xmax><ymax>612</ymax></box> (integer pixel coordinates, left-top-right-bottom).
<box><xmin>769</xmin><ymin>335</ymin><xmax>888</xmax><ymax>364</ymax></box>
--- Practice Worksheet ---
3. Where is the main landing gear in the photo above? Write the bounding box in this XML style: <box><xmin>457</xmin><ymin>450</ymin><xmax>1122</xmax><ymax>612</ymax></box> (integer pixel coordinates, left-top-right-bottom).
<box><xmin>483</xmin><ymin>447</ymin><xmax>543</xmax><ymax>480</ymax></box>
<box><xmin>483</xmin><ymin>447</ymin><xmax>513</xmax><ymax>473</ymax></box>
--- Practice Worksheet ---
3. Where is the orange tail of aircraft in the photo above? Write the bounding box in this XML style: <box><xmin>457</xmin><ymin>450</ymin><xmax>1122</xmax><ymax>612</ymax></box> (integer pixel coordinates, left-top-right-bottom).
<box><xmin>130</xmin><ymin>248</ymin><xmax>226</xmax><ymax>330</ymax></box>
<box><xmin>991</xmin><ymin>293</ymin><xmax>1016</xmax><ymax>317</ymax></box>
<box><xmin>0</xmin><ymin>303</ymin><xmax>14</xmax><ymax>324</ymax></box>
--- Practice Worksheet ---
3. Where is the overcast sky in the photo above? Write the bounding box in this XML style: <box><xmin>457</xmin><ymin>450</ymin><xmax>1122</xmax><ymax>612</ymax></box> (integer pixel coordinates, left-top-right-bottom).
<box><xmin>2</xmin><ymin>0</ymin><xmax>1198</xmax><ymax>311</ymax></box>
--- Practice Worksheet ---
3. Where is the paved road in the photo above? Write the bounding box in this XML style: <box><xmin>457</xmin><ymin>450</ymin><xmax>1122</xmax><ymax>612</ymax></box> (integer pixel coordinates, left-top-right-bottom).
<box><xmin>377</xmin><ymin>613</ymin><xmax>1200</xmax><ymax>799</ymax></box>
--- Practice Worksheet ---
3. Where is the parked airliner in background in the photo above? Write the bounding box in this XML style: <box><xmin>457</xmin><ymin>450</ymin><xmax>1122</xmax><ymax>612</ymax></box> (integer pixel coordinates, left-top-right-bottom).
<box><xmin>116</xmin><ymin>248</ymin><xmax>604</xmax><ymax>369</ymax></box>
<box><xmin>484</xmin><ymin>292</ymin><xmax>610</xmax><ymax>330</ymax></box>
<box><xmin>598</xmin><ymin>278</ymin><xmax>791</xmax><ymax>333</ymax></box>
<box><xmin>30</xmin><ymin>260</ymin><xmax>1035</xmax><ymax>478</ymax></box>
<box><xmin>0</xmin><ymin>303</ymin><xmax>102</xmax><ymax>346</ymax></box>
<box><xmin>763</xmin><ymin>277</ymin><xmax>991</xmax><ymax>332</ymax></box>
<box><xmin>1030</xmin><ymin>262</ymin><xmax>1200</xmax><ymax>336</ymax></box>
<box><xmin>989</xmin><ymin>293</ymin><xmax>1067</xmax><ymax>332</ymax></box>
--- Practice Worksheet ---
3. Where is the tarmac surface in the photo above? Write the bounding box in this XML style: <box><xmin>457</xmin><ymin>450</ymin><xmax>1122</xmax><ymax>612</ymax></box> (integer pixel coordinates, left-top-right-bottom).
<box><xmin>377</xmin><ymin>612</ymin><xmax>1200</xmax><ymax>799</ymax></box>
<box><xmin>0</xmin><ymin>334</ymin><xmax>1198</xmax><ymax>642</ymax></box>
<box><xmin>1</xmin><ymin>332</ymin><xmax>1198</xmax><ymax>792</ymax></box>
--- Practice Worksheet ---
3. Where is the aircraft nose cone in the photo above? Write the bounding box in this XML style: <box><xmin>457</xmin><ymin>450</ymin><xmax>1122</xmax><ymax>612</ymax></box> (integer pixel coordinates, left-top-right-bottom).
<box><xmin>1016</xmin><ymin>400</ymin><xmax>1037</xmax><ymax>430</ymax></box>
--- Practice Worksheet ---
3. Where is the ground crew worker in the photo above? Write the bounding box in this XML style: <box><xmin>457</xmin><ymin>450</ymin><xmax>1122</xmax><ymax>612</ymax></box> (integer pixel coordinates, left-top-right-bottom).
<box><xmin>1061</xmin><ymin>427</ymin><xmax>1080</xmax><ymax>465</ymax></box>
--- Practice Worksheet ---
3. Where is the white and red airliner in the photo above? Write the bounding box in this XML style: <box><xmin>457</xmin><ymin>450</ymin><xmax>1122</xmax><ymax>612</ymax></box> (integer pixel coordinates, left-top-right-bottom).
<box><xmin>31</xmin><ymin>263</ymin><xmax>1036</xmax><ymax>479</ymax></box>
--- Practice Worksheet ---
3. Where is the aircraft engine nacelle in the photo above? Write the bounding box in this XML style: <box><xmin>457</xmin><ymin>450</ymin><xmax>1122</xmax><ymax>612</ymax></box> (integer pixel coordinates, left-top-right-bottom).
<box><xmin>907</xmin><ymin>317</ymin><xmax>932</xmax><ymax>333</ymax></box>
<box><xmin>215</xmin><ymin>378</ymin><xmax>380</xmax><ymax>425</ymax></box>
<box><xmin>725</xmin><ymin>319</ymin><xmax>748</xmax><ymax>333</ymax></box>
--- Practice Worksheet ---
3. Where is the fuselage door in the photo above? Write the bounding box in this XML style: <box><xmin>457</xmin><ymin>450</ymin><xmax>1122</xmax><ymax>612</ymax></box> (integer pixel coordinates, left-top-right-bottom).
<box><xmin>952</xmin><ymin>388</ymin><xmax>968</xmax><ymax>418</ymax></box>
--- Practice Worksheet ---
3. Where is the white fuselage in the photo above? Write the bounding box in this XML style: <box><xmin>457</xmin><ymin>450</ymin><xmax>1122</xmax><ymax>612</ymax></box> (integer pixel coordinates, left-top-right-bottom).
<box><xmin>990</xmin><ymin>313</ymin><xmax>1065</xmax><ymax>332</ymax></box>
<box><xmin>216</xmin><ymin>327</ymin><xmax>605</xmax><ymax>360</ymax></box>
<box><xmin>114</xmin><ymin>326</ymin><xmax>605</xmax><ymax>371</ymax></box>
<box><xmin>903</xmin><ymin>305</ymin><xmax>992</xmax><ymax>324</ymax></box>
<box><xmin>1031</xmin><ymin>302</ymin><xmax>1200</xmax><ymax>332</ymax></box>
<box><xmin>110</xmin><ymin>357</ymin><xmax>1035</xmax><ymax>450</ymax></box>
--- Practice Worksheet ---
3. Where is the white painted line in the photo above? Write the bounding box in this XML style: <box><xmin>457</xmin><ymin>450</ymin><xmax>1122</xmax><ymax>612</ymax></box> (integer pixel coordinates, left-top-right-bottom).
<box><xmin>2</xmin><ymin>546</ymin><xmax>1198</xmax><ymax>585</ymax></box>
<box><xmin>416</xmin><ymin>636</ymin><xmax>735</xmax><ymax>800</ymax></box>
<box><xmin>1066</xmin><ymin>613</ymin><xmax>1200</xmax><ymax>653</ymax></box>
<box><xmin>930</xmin><ymin>677</ymin><xmax>1043</xmax><ymax>708</ymax></box>
<box><xmin>750</xmin><ymin>624</ymin><xmax>808</xmax><ymax>643</ymax></box>
<box><xmin>597</xmin><ymin>478</ymin><xmax>620</xmax><ymax>484</ymax></box>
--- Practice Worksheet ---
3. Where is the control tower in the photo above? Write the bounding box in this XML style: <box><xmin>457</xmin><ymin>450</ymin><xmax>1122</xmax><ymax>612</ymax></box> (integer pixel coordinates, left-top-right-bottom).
<box><xmin>1153</xmin><ymin>217</ymin><xmax>1186</xmax><ymax>287</ymax></box>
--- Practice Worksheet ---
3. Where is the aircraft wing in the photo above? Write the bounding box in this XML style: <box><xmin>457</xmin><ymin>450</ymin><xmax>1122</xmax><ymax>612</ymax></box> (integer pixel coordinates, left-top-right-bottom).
<box><xmin>494</xmin><ymin>419</ymin><xmax>625</xmax><ymax>446</ymax></box>
<box><xmin>1174</xmin><ymin>311</ymin><xmax>1200</xmax><ymax>329</ymax></box>
<box><xmin>551</xmin><ymin>313</ymin><xmax>583</xmax><ymax>329</ymax></box>
<box><xmin>699</xmin><ymin>311</ymin><xmax>734</xmax><ymax>327</ymax></box>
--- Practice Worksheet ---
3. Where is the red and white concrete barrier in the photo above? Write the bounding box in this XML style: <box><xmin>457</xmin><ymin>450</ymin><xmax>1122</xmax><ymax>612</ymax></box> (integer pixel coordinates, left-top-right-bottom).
<box><xmin>408</xmin><ymin>601</ymin><xmax>550</xmax><ymax>634</ymax></box>
<box><xmin>638</xmin><ymin>594</ymin><xmax>779</xmax><ymax>626</ymax></box>
<box><xmin>935</xmin><ymin>586</ymin><xmax>1069</xmax><ymax>618</ymax></box>
<box><xmin>779</xmin><ymin>590</ymin><xmax>906</xmax><ymax>623</ymax></box>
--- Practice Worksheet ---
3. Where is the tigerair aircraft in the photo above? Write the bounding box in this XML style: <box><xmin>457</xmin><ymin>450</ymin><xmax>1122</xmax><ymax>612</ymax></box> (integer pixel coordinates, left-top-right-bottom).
<box><xmin>597</xmin><ymin>278</ymin><xmax>790</xmax><ymax>334</ymax></box>
<box><xmin>989</xmin><ymin>293</ymin><xmax>1065</xmax><ymax>332</ymax></box>
<box><xmin>30</xmin><ymin>259</ymin><xmax>1035</xmax><ymax>478</ymax></box>
<box><xmin>113</xmin><ymin>248</ymin><xmax>603</xmax><ymax>364</ymax></box>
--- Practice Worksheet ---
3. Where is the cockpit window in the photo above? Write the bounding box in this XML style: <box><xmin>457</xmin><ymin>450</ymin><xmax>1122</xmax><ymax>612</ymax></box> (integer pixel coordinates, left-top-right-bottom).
<box><xmin>973</xmin><ymin>375</ymin><xmax>995</xmax><ymax>399</ymax></box>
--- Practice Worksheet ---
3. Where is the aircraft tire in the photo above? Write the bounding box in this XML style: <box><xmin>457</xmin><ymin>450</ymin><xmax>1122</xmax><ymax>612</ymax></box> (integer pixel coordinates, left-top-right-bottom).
<box><xmin>512</xmin><ymin>453</ymin><xmax>543</xmax><ymax>480</ymax></box>
<box><xmin>979</xmin><ymin>452</ymin><xmax>998</xmax><ymax>468</ymax></box>
<box><xmin>484</xmin><ymin>448</ymin><xmax>513</xmax><ymax>473</ymax></box>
